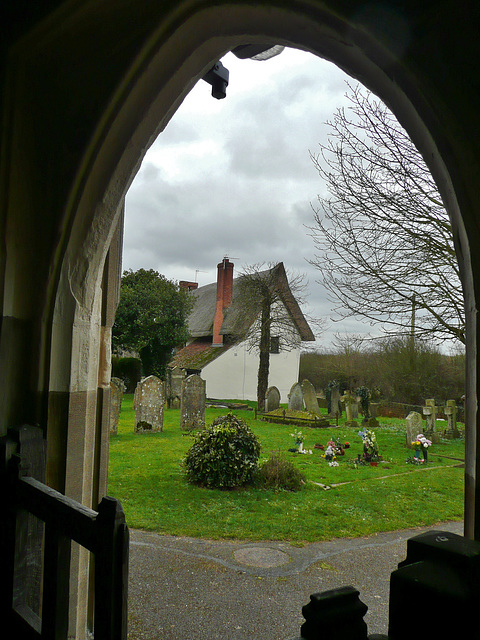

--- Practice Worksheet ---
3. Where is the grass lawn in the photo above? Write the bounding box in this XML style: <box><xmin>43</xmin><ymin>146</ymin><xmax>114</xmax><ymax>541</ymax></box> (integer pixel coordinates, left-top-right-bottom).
<box><xmin>107</xmin><ymin>394</ymin><xmax>465</xmax><ymax>542</ymax></box>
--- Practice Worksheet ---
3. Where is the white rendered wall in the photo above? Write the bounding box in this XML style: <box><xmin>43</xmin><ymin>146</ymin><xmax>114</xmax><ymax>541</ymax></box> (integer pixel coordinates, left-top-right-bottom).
<box><xmin>202</xmin><ymin>340</ymin><xmax>301</xmax><ymax>402</ymax></box>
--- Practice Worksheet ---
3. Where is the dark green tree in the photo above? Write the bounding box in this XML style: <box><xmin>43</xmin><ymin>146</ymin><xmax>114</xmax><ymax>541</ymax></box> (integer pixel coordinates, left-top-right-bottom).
<box><xmin>112</xmin><ymin>269</ymin><xmax>193</xmax><ymax>378</ymax></box>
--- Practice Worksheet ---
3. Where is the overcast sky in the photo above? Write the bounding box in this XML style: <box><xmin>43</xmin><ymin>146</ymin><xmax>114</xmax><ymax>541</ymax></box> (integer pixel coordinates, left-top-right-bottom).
<box><xmin>123</xmin><ymin>47</ymin><xmax>380</xmax><ymax>351</ymax></box>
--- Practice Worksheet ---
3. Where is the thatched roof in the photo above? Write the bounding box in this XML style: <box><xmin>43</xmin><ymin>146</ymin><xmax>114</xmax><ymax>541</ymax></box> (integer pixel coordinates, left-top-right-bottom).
<box><xmin>170</xmin><ymin>263</ymin><xmax>314</xmax><ymax>371</ymax></box>
<box><xmin>188</xmin><ymin>263</ymin><xmax>314</xmax><ymax>340</ymax></box>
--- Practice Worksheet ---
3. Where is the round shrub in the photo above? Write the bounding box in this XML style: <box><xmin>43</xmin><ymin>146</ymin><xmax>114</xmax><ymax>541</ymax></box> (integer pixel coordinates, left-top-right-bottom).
<box><xmin>256</xmin><ymin>452</ymin><xmax>306</xmax><ymax>491</ymax></box>
<box><xmin>184</xmin><ymin>413</ymin><xmax>260</xmax><ymax>488</ymax></box>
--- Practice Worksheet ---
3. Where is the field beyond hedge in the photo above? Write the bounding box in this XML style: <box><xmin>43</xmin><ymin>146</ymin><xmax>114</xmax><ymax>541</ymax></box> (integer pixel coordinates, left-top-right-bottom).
<box><xmin>107</xmin><ymin>395</ymin><xmax>465</xmax><ymax>542</ymax></box>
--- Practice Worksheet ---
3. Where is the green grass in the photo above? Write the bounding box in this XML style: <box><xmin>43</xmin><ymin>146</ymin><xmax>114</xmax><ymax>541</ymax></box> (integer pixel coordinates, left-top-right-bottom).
<box><xmin>107</xmin><ymin>394</ymin><xmax>465</xmax><ymax>542</ymax></box>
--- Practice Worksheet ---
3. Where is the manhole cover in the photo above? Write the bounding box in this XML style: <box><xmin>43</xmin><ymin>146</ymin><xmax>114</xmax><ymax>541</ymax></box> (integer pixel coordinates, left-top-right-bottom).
<box><xmin>234</xmin><ymin>546</ymin><xmax>290</xmax><ymax>568</ymax></box>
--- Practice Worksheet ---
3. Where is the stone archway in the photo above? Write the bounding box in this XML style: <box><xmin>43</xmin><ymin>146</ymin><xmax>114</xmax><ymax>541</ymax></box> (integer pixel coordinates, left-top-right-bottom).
<box><xmin>45</xmin><ymin>0</ymin><xmax>472</xmax><ymax>521</ymax></box>
<box><xmin>3</xmin><ymin>2</ymin><xmax>479</xmax><ymax>637</ymax></box>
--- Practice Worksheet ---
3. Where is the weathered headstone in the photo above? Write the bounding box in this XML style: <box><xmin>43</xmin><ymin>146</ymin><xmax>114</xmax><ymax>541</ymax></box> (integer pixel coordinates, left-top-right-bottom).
<box><xmin>444</xmin><ymin>400</ymin><xmax>460</xmax><ymax>438</ymax></box>
<box><xmin>288</xmin><ymin>382</ymin><xmax>304</xmax><ymax>411</ymax></box>
<box><xmin>341</xmin><ymin>390</ymin><xmax>359</xmax><ymax>427</ymax></box>
<box><xmin>169</xmin><ymin>396</ymin><xmax>180</xmax><ymax>409</ymax></box>
<box><xmin>362</xmin><ymin>402</ymin><xmax>379</xmax><ymax>427</ymax></box>
<box><xmin>406</xmin><ymin>411</ymin><xmax>423</xmax><ymax>449</ymax></box>
<box><xmin>167</xmin><ymin>366</ymin><xmax>184</xmax><ymax>408</ymax></box>
<box><xmin>109</xmin><ymin>377</ymin><xmax>125</xmax><ymax>435</ymax></box>
<box><xmin>423</xmin><ymin>398</ymin><xmax>441</xmax><ymax>443</ymax></box>
<box><xmin>134</xmin><ymin>375</ymin><xmax>164</xmax><ymax>433</ymax></box>
<box><xmin>351</xmin><ymin>397</ymin><xmax>359</xmax><ymax>419</ymax></box>
<box><xmin>301</xmin><ymin>379</ymin><xmax>321</xmax><ymax>415</ymax></box>
<box><xmin>363</xmin><ymin>416</ymin><xmax>379</xmax><ymax>429</ymax></box>
<box><xmin>423</xmin><ymin>398</ymin><xmax>437</xmax><ymax>431</ymax></box>
<box><xmin>265</xmin><ymin>386</ymin><xmax>281</xmax><ymax>412</ymax></box>
<box><xmin>180</xmin><ymin>374</ymin><xmax>206</xmax><ymax>431</ymax></box>
<box><xmin>328</xmin><ymin>387</ymin><xmax>341</xmax><ymax>418</ymax></box>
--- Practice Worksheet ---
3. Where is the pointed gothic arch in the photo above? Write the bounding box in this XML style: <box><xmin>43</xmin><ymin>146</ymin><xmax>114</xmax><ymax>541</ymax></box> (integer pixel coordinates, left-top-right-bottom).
<box><xmin>2</xmin><ymin>2</ymin><xmax>480</xmax><ymax>637</ymax></box>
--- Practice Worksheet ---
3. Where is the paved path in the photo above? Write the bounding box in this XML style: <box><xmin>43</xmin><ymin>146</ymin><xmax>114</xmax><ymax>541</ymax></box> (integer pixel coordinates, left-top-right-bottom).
<box><xmin>127</xmin><ymin>521</ymin><xmax>463</xmax><ymax>639</ymax></box>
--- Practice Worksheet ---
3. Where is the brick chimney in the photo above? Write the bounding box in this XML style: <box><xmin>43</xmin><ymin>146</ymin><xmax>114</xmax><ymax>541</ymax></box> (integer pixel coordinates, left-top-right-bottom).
<box><xmin>212</xmin><ymin>257</ymin><xmax>234</xmax><ymax>346</ymax></box>
<box><xmin>179</xmin><ymin>280</ymin><xmax>198</xmax><ymax>291</ymax></box>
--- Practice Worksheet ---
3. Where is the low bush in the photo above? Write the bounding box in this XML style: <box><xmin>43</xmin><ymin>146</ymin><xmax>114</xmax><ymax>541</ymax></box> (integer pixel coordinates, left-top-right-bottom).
<box><xmin>256</xmin><ymin>451</ymin><xmax>306</xmax><ymax>491</ymax></box>
<box><xmin>183</xmin><ymin>413</ymin><xmax>260</xmax><ymax>488</ymax></box>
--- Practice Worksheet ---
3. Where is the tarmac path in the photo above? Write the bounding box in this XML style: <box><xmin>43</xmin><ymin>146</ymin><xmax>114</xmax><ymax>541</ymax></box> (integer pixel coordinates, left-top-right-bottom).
<box><xmin>127</xmin><ymin>520</ymin><xmax>463</xmax><ymax>639</ymax></box>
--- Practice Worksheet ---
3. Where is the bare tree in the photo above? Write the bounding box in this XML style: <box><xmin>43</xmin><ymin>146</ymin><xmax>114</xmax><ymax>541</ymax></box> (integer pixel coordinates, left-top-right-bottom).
<box><xmin>308</xmin><ymin>83</ymin><xmax>465</xmax><ymax>346</ymax></box>
<box><xmin>234</xmin><ymin>262</ymin><xmax>317</xmax><ymax>411</ymax></box>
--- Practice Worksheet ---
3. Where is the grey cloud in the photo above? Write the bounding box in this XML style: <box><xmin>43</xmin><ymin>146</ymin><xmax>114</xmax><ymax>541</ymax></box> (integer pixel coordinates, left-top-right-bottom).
<box><xmin>122</xmin><ymin>50</ymin><xmax>375</xmax><ymax>349</ymax></box>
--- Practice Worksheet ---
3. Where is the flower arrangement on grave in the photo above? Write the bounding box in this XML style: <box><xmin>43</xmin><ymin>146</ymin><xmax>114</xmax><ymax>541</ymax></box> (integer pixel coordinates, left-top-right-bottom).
<box><xmin>323</xmin><ymin>443</ymin><xmax>336</xmax><ymax>463</ymax></box>
<box><xmin>291</xmin><ymin>430</ymin><xmax>305</xmax><ymax>447</ymax></box>
<box><xmin>411</xmin><ymin>433</ymin><xmax>432</xmax><ymax>463</ymax></box>
<box><xmin>358</xmin><ymin>428</ymin><xmax>381</xmax><ymax>463</ymax></box>
<box><xmin>319</xmin><ymin>439</ymin><xmax>344</xmax><ymax>466</ymax></box>
<box><xmin>290</xmin><ymin>430</ymin><xmax>312</xmax><ymax>454</ymax></box>
<box><xmin>316</xmin><ymin>438</ymin><xmax>349</xmax><ymax>455</ymax></box>
<box><xmin>328</xmin><ymin>439</ymin><xmax>346</xmax><ymax>456</ymax></box>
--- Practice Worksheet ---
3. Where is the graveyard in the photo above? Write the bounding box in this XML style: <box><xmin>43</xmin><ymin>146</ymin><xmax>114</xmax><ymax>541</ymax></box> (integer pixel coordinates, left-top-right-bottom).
<box><xmin>108</xmin><ymin>385</ymin><xmax>464</xmax><ymax>543</ymax></box>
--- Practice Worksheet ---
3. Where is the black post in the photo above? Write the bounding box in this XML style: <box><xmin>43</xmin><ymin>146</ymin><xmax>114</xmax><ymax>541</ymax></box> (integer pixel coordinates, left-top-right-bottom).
<box><xmin>300</xmin><ymin>586</ymin><xmax>369</xmax><ymax>640</ymax></box>
<box><xmin>95</xmin><ymin>496</ymin><xmax>129</xmax><ymax>640</ymax></box>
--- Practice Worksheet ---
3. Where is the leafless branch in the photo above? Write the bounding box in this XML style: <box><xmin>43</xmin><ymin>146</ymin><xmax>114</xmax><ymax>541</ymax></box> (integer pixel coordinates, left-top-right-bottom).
<box><xmin>307</xmin><ymin>83</ymin><xmax>464</xmax><ymax>345</ymax></box>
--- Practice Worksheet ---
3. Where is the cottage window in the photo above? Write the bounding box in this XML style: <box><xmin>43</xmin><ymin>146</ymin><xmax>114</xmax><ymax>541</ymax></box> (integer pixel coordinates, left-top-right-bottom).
<box><xmin>270</xmin><ymin>336</ymin><xmax>280</xmax><ymax>354</ymax></box>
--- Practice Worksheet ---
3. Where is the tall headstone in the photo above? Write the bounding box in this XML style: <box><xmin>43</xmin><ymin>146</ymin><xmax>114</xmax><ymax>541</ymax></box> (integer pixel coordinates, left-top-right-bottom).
<box><xmin>109</xmin><ymin>377</ymin><xmax>125</xmax><ymax>435</ymax></box>
<box><xmin>328</xmin><ymin>387</ymin><xmax>341</xmax><ymax>418</ymax></box>
<box><xmin>351</xmin><ymin>397</ymin><xmax>359</xmax><ymax>419</ymax></box>
<box><xmin>265</xmin><ymin>386</ymin><xmax>281</xmax><ymax>412</ymax></box>
<box><xmin>301</xmin><ymin>379</ymin><xmax>321</xmax><ymax>415</ymax></box>
<box><xmin>444</xmin><ymin>400</ymin><xmax>460</xmax><ymax>438</ymax></box>
<box><xmin>406</xmin><ymin>411</ymin><xmax>423</xmax><ymax>449</ymax></box>
<box><xmin>134</xmin><ymin>375</ymin><xmax>164</xmax><ymax>433</ymax></box>
<box><xmin>341</xmin><ymin>390</ymin><xmax>358</xmax><ymax>427</ymax></box>
<box><xmin>422</xmin><ymin>398</ymin><xmax>440</xmax><ymax>442</ymax></box>
<box><xmin>181</xmin><ymin>374</ymin><xmax>206</xmax><ymax>431</ymax></box>
<box><xmin>288</xmin><ymin>382</ymin><xmax>304</xmax><ymax>411</ymax></box>
<box><xmin>167</xmin><ymin>366</ymin><xmax>184</xmax><ymax>408</ymax></box>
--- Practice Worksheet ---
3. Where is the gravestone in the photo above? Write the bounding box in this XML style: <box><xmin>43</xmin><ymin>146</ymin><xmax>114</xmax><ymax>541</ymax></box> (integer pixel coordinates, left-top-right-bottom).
<box><xmin>109</xmin><ymin>377</ymin><xmax>125</xmax><ymax>435</ymax></box>
<box><xmin>423</xmin><ymin>398</ymin><xmax>441</xmax><ymax>443</ymax></box>
<box><xmin>341</xmin><ymin>390</ymin><xmax>359</xmax><ymax>427</ymax></box>
<box><xmin>169</xmin><ymin>396</ymin><xmax>180</xmax><ymax>409</ymax></box>
<box><xmin>362</xmin><ymin>401</ymin><xmax>379</xmax><ymax>427</ymax></box>
<box><xmin>328</xmin><ymin>387</ymin><xmax>342</xmax><ymax>418</ymax></box>
<box><xmin>444</xmin><ymin>400</ymin><xmax>460</xmax><ymax>438</ymax></box>
<box><xmin>288</xmin><ymin>382</ymin><xmax>304</xmax><ymax>411</ymax></box>
<box><xmin>134</xmin><ymin>375</ymin><xmax>164</xmax><ymax>433</ymax></box>
<box><xmin>351</xmin><ymin>397</ymin><xmax>359</xmax><ymax>419</ymax></box>
<box><xmin>423</xmin><ymin>399</ymin><xmax>437</xmax><ymax>431</ymax></box>
<box><xmin>301</xmin><ymin>379</ymin><xmax>321</xmax><ymax>415</ymax></box>
<box><xmin>181</xmin><ymin>374</ymin><xmax>206</xmax><ymax>431</ymax></box>
<box><xmin>167</xmin><ymin>366</ymin><xmax>184</xmax><ymax>408</ymax></box>
<box><xmin>265</xmin><ymin>386</ymin><xmax>281</xmax><ymax>412</ymax></box>
<box><xmin>406</xmin><ymin>411</ymin><xmax>423</xmax><ymax>449</ymax></box>
<box><xmin>363</xmin><ymin>416</ymin><xmax>379</xmax><ymax>429</ymax></box>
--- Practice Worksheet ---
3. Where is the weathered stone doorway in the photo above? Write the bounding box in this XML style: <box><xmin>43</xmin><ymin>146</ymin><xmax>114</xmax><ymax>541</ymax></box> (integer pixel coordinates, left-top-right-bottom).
<box><xmin>3</xmin><ymin>3</ymin><xmax>477</xmax><ymax>638</ymax></box>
